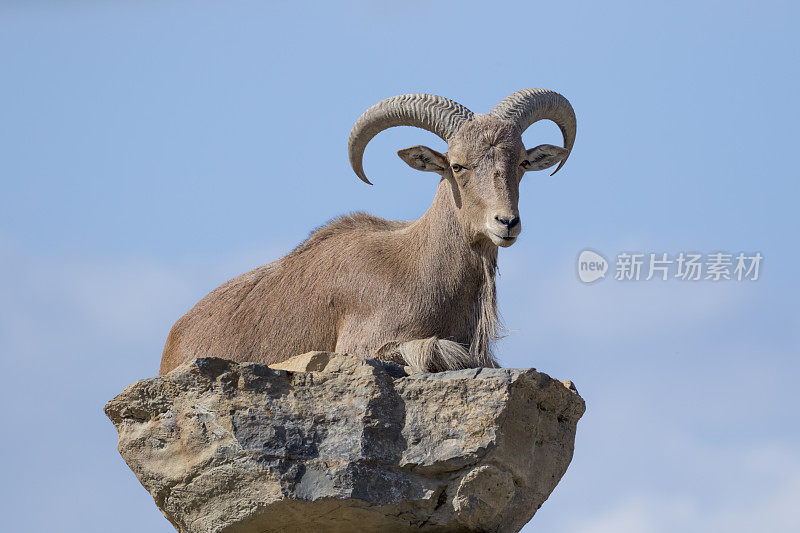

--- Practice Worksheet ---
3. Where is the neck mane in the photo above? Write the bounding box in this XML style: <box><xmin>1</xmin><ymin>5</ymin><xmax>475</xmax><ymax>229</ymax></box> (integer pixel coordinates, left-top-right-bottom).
<box><xmin>406</xmin><ymin>178</ymin><xmax>501</xmax><ymax>367</ymax></box>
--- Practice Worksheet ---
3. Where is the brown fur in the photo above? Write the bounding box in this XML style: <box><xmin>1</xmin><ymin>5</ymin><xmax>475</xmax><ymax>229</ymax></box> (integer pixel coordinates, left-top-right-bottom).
<box><xmin>160</xmin><ymin>114</ymin><xmax>562</xmax><ymax>374</ymax></box>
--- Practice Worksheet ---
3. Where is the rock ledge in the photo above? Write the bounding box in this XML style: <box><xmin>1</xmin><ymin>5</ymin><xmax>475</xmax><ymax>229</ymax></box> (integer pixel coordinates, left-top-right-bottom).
<box><xmin>105</xmin><ymin>353</ymin><xmax>585</xmax><ymax>532</ymax></box>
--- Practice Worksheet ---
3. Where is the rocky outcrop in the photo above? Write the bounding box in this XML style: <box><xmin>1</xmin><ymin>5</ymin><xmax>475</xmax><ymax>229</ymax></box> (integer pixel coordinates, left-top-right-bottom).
<box><xmin>105</xmin><ymin>353</ymin><xmax>585</xmax><ymax>532</ymax></box>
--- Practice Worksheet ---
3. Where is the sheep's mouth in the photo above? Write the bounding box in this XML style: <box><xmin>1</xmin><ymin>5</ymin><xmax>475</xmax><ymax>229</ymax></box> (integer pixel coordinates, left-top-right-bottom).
<box><xmin>489</xmin><ymin>232</ymin><xmax>517</xmax><ymax>247</ymax></box>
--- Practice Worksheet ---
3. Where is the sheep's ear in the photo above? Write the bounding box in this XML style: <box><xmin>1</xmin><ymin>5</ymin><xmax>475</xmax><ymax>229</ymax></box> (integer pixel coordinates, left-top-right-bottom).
<box><xmin>397</xmin><ymin>145</ymin><xmax>448</xmax><ymax>174</ymax></box>
<box><xmin>522</xmin><ymin>144</ymin><xmax>570</xmax><ymax>172</ymax></box>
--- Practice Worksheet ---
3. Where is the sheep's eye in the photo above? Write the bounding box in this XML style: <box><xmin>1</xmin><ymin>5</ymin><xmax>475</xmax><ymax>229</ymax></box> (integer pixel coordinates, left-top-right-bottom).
<box><xmin>451</xmin><ymin>164</ymin><xmax>464</xmax><ymax>172</ymax></box>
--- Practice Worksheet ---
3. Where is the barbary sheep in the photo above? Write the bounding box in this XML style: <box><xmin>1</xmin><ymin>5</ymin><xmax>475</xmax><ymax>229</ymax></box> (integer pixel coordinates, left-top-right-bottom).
<box><xmin>160</xmin><ymin>89</ymin><xmax>576</xmax><ymax>374</ymax></box>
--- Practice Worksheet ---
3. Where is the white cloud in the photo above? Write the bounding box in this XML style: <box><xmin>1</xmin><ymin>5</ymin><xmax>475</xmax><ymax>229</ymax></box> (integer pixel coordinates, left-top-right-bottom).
<box><xmin>0</xmin><ymin>239</ymin><xmax>289</xmax><ymax>353</ymax></box>
<box><xmin>524</xmin><ymin>444</ymin><xmax>800</xmax><ymax>533</ymax></box>
<box><xmin>575</xmin><ymin>449</ymin><xmax>800</xmax><ymax>532</ymax></box>
<box><xmin>498</xmin><ymin>247</ymin><xmax>758</xmax><ymax>345</ymax></box>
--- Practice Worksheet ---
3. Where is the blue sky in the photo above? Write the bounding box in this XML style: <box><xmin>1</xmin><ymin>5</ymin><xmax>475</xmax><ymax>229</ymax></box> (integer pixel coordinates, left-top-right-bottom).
<box><xmin>1</xmin><ymin>1</ymin><xmax>798</xmax><ymax>531</ymax></box>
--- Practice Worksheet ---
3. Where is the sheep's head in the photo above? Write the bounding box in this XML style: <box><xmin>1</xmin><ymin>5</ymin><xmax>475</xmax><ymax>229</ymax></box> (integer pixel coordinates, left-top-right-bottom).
<box><xmin>348</xmin><ymin>89</ymin><xmax>576</xmax><ymax>248</ymax></box>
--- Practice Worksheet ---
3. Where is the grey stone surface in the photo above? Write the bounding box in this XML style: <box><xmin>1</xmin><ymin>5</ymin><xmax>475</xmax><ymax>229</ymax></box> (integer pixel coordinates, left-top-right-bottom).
<box><xmin>105</xmin><ymin>353</ymin><xmax>585</xmax><ymax>532</ymax></box>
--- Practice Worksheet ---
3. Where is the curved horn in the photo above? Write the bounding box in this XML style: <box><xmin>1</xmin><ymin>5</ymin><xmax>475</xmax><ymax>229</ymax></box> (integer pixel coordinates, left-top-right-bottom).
<box><xmin>490</xmin><ymin>88</ymin><xmax>576</xmax><ymax>175</ymax></box>
<box><xmin>348</xmin><ymin>94</ymin><xmax>474</xmax><ymax>184</ymax></box>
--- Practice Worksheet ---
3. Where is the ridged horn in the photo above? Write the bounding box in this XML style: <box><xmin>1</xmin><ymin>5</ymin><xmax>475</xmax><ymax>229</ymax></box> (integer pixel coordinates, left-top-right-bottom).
<box><xmin>348</xmin><ymin>94</ymin><xmax>474</xmax><ymax>184</ymax></box>
<box><xmin>490</xmin><ymin>88</ymin><xmax>576</xmax><ymax>175</ymax></box>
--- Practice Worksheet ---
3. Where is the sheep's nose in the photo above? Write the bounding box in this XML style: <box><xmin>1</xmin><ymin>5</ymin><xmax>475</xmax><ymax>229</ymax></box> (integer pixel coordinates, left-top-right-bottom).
<box><xmin>494</xmin><ymin>215</ymin><xmax>520</xmax><ymax>229</ymax></box>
